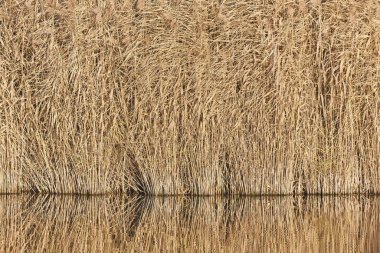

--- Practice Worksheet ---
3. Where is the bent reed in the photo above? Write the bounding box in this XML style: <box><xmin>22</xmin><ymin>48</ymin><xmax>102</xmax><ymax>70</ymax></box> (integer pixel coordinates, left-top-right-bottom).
<box><xmin>1</xmin><ymin>0</ymin><xmax>380</xmax><ymax>195</ymax></box>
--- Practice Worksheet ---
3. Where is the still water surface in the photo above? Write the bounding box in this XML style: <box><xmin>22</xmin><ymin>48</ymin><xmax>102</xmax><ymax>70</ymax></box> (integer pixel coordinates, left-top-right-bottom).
<box><xmin>1</xmin><ymin>195</ymin><xmax>379</xmax><ymax>252</ymax></box>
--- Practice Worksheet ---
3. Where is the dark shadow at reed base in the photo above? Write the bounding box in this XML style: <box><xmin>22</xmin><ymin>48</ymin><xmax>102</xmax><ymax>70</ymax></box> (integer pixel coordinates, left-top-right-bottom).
<box><xmin>1</xmin><ymin>195</ymin><xmax>379</xmax><ymax>252</ymax></box>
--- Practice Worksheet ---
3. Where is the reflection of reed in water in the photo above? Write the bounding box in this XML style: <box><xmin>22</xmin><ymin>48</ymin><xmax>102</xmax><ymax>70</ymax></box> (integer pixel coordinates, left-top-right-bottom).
<box><xmin>0</xmin><ymin>196</ymin><xmax>379</xmax><ymax>252</ymax></box>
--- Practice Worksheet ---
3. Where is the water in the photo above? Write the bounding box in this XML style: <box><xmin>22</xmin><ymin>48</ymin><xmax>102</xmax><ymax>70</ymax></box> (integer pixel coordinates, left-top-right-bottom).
<box><xmin>1</xmin><ymin>195</ymin><xmax>379</xmax><ymax>252</ymax></box>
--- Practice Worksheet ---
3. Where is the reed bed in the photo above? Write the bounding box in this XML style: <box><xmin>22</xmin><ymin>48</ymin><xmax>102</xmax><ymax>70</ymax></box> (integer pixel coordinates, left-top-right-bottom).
<box><xmin>1</xmin><ymin>0</ymin><xmax>380</xmax><ymax>194</ymax></box>
<box><xmin>0</xmin><ymin>195</ymin><xmax>379</xmax><ymax>252</ymax></box>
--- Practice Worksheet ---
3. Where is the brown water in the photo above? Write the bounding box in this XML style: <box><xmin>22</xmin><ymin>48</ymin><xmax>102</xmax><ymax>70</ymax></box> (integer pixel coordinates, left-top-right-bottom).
<box><xmin>1</xmin><ymin>195</ymin><xmax>379</xmax><ymax>253</ymax></box>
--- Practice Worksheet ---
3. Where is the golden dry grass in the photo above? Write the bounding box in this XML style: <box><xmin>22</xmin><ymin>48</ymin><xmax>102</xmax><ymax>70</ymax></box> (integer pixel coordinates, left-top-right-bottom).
<box><xmin>0</xmin><ymin>195</ymin><xmax>379</xmax><ymax>252</ymax></box>
<box><xmin>1</xmin><ymin>0</ymin><xmax>380</xmax><ymax>194</ymax></box>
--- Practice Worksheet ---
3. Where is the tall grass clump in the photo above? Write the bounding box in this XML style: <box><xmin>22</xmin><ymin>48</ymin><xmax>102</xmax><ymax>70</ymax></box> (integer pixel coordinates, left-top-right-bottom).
<box><xmin>0</xmin><ymin>0</ymin><xmax>380</xmax><ymax>194</ymax></box>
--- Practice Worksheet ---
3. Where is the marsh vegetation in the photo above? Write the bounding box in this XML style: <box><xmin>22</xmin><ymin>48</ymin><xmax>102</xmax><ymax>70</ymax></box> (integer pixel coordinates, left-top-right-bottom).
<box><xmin>1</xmin><ymin>0</ymin><xmax>380</xmax><ymax>195</ymax></box>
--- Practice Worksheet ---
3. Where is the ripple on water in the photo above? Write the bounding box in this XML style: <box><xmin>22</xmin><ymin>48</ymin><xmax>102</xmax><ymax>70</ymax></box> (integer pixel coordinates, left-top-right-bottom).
<box><xmin>0</xmin><ymin>195</ymin><xmax>379</xmax><ymax>253</ymax></box>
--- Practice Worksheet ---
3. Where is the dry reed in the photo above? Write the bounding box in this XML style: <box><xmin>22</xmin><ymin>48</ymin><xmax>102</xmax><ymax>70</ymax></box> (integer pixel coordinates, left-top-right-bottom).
<box><xmin>1</xmin><ymin>0</ymin><xmax>380</xmax><ymax>194</ymax></box>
